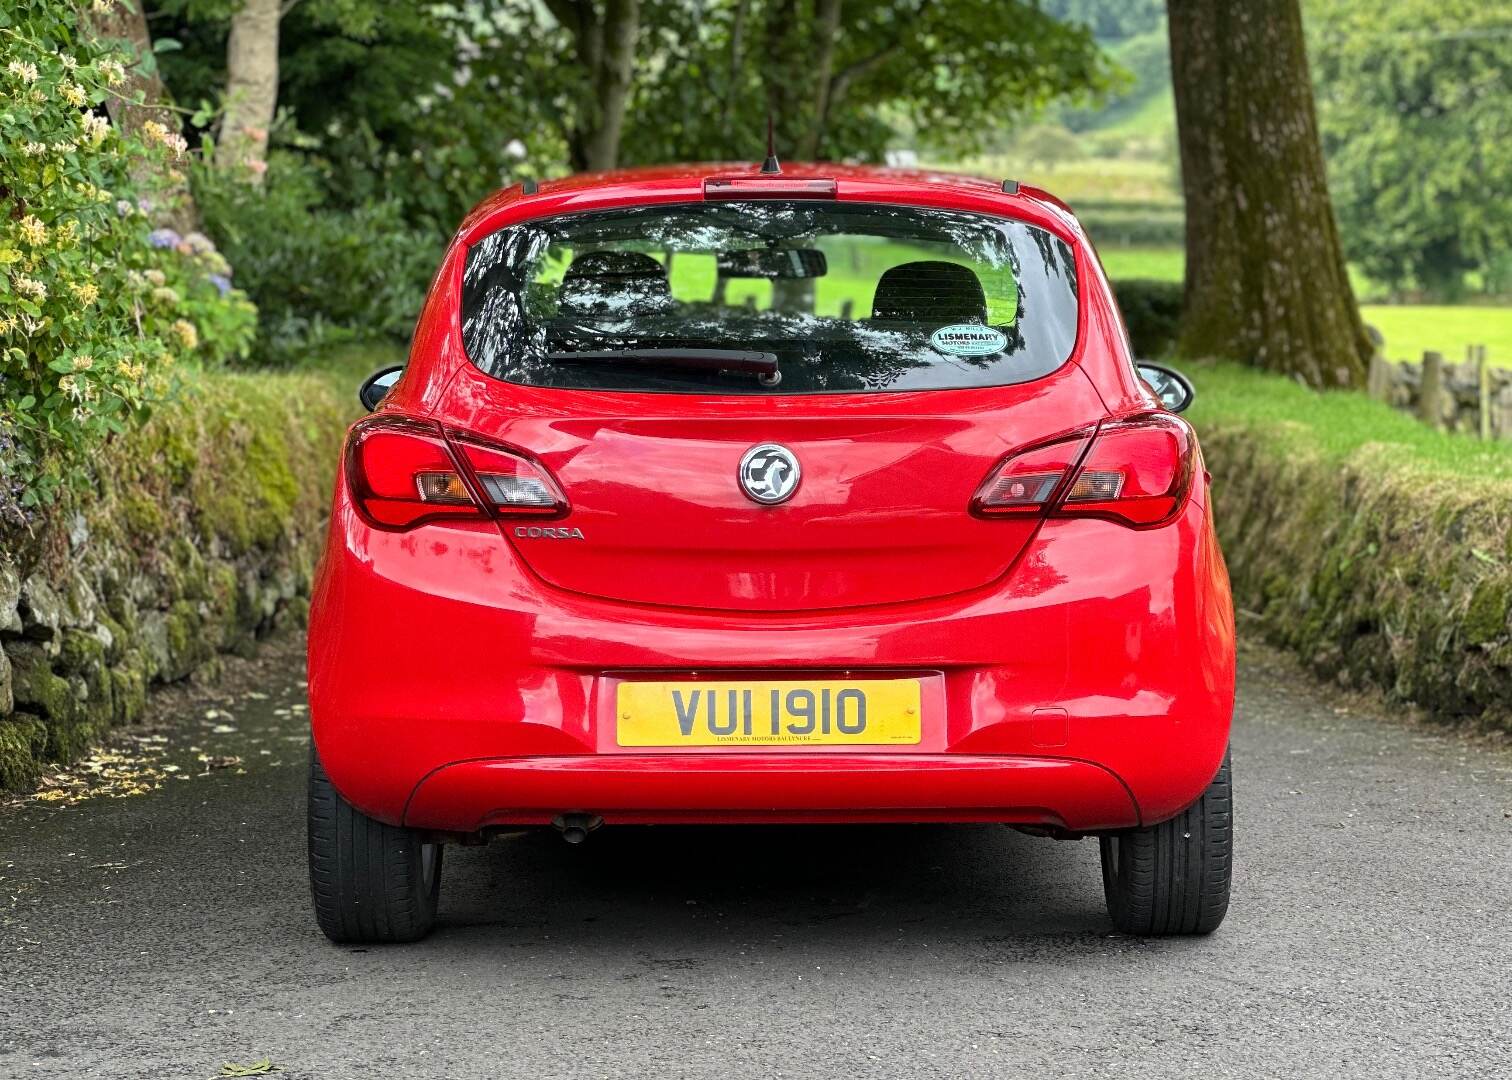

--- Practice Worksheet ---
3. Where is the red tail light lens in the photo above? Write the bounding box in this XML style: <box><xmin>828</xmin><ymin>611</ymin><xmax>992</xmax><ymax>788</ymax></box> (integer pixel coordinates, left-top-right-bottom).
<box><xmin>1057</xmin><ymin>415</ymin><xmax>1195</xmax><ymax>527</ymax></box>
<box><xmin>346</xmin><ymin>416</ymin><xmax>567</xmax><ymax>530</ymax></box>
<box><xmin>972</xmin><ymin>414</ymin><xmax>1194</xmax><ymax>528</ymax></box>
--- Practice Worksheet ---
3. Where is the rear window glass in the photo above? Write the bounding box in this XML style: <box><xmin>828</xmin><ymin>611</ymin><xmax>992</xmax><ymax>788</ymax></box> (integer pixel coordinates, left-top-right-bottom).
<box><xmin>460</xmin><ymin>201</ymin><xmax>1078</xmax><ymax>394</ymax></box>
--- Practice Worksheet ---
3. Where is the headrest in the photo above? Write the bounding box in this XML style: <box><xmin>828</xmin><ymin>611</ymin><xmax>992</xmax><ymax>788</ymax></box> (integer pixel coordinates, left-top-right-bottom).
<box><xmin>870</xmin><ymin>260</ymin><xmax>988</xmax><ymax>324</ymax></box>
<box><xmin>559</xmin><ymin>251</ymin><xmax>672</xmax><ymax>317</ymax></box>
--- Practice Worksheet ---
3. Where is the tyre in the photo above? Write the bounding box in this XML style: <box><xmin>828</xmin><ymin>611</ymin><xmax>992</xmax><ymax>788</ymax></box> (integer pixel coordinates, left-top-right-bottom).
<box><xmin>308</xmin><ymin>751</ymin><xmax>442</xmax><ymax>943</ymax></box>
<box><xmin>1100</xmin><ymin>752</ymin><xmax>1232</xmax><ymax>935</ymax></box>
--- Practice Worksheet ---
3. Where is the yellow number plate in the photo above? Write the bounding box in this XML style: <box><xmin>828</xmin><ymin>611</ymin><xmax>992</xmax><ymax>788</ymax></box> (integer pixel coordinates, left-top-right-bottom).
<box><xmin>616</xmin><ymin>679</ymin><xmax>922</xmax><ymax>747</ymax></box>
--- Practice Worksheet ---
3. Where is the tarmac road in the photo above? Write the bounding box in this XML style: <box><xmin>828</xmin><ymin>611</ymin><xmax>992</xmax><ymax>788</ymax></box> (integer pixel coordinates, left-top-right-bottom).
<box><xmin>1</xmin><ymin>640</ymin><xmax>1509</xmax><ymax>1080</ymax></box>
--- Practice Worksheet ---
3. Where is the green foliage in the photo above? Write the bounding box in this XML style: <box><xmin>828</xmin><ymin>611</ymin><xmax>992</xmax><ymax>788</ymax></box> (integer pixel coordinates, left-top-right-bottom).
<box><xmin>0</xmin><ymin>0</ymin><xmax>256</xmax><ymax>524</ymax></box>
<box><xmin>1039</xmin><ymin>0</ymin><xmax>1165</xmax><ymax>42</ymax></box>
<box><xmin>623</xmin><ymin>0</ymin><xmax>1117</xmax><ymax>163</ymax></box>
<box><xmin>155</xmin><ymin>1</ymin><xmax>546</xmax><ymax>235</ymax></box>
<box><xmin>192</xmin><ymin>152</ymin><xmax>435</xmax><ymax>362</ymax></box>
<box><xmin>1111</xmin><ymin>278</ymin><xmax>1183</xmax><ymax>359</ymax></box>
<box><xmin>1310</xmin><ymin>0</ymin><xmax>1512</xmax><ymax>299</ymax></box>
<box><xmin>1191</xmin><ymin>362</ymin><xmax>1512</xmax><ymax>731</ymax></box>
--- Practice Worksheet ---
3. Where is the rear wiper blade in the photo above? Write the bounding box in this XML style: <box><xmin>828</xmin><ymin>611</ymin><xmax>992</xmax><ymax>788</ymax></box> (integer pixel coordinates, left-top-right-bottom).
<box><xmin>544</xmin><ymin>348</ymin><xmax>781</xmax><ymax>383</ymax></box>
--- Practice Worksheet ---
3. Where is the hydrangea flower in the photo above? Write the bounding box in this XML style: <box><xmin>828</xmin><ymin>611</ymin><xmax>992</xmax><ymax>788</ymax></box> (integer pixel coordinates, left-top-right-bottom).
<box><xmin>208</xmin><ymin>274</ymin><xmax>233</xmax><ymax>298</ymax></box>
<box><xmin>147</xmin><ymin>228</ymin><xmax>181</xmax><ymax>249</ymax></box>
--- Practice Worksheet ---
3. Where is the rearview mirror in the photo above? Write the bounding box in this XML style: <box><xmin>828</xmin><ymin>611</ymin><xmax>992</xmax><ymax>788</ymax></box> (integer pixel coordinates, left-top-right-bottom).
<box><xmin>1135</xmin><ymin>362</ymin><xmax>1194</xmax><ymax>414</ymax></box>
<box><xmin>717</xmin><ymin>248</ymin><xmax>828</xmax><ymax>279</ymax></box>
<box><xmin>359</xmin><ymin>365</ymin><xmax>404</xmax><ymax>412</ymax></box>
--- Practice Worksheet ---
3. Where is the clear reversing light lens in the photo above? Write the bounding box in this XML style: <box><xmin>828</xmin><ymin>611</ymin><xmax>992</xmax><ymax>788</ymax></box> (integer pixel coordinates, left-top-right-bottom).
<box><xmin>476</xmin><ymin>472</ymin><xmax>556</xmax><ymax>508</ymax></box>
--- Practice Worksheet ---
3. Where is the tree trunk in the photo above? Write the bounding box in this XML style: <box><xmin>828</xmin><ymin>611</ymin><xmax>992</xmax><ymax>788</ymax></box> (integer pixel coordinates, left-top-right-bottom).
<box><xmin>85</xmin><ymin>3</ymin><xmax>199</xmax><ymax>231</ymax></box>
<box><xmin>799</xmin><ymin>0</ymin><xmax>843</xmax><ymax>160</ymax></box>
<box><xmin>1167</xmin><ymin>0</ymin><xmax>1371</xmax><ymax>389</ymax></box>
<box><xmin>551</xmin><ymin>0</ymin><xmax>641</xmax><ymax>172</ymax></box>
<box><xmin>216</xmin><ymin>0</ymin><xmax>281</xmax><ymax>181</ymax></box>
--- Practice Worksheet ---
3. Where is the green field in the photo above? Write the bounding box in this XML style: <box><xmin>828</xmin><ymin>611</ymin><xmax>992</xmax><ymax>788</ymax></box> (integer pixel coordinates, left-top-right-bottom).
<box><xmin>1188</xmin><ymin>361</ymin><xmax>1512</xmax><ymax>478</ymax></box>
<box><xmin>1087</xmin><ymin>245</ymin><xmax>1511</xmax><ymax>367</ymax></box>
<box><xmin>1097</xmin><ymin>246</ymin><xmax>1185</xmax><ymax>281</ymax></box>
<box><xmin>1359</xmin><ymin>305</ymin><xmax>1512</xmax><ymax>367</ymax></box>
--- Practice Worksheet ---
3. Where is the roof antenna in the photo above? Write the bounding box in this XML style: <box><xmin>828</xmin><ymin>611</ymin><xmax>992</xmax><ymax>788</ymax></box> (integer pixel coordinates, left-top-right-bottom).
<box><xmin>759</xmin><ymin>113</ymin><xmax>781</xmax><ymax>174</ymax></box>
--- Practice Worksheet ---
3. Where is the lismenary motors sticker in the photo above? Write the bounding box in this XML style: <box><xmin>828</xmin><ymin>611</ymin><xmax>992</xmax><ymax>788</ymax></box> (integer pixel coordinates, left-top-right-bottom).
<box><xmin>930</xmin><ymin>324</ymin><xmax>1007</xmax><ymax>356</ymax></box>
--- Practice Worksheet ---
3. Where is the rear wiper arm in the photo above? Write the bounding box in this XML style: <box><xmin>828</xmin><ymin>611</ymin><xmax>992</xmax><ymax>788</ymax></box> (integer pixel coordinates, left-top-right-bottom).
<box><xmin>545</xmin><ymin>348</ymin><xmax>781</xmax><ymax>384</ymax></box>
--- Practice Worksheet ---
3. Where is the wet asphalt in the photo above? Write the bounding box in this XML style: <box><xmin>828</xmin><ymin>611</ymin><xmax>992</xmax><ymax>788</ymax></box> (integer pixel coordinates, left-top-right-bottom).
<box><xmin>1</xmin><ymin>641</ymin><xmax>1509</xmax><ymax>1080</ymax></box>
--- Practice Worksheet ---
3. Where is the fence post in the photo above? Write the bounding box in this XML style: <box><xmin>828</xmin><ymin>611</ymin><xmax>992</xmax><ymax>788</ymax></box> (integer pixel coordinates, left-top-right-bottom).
<box><xmin>1367</xmin><ymin>352</ymin><xmax>1389</xmax><ymax>402</ymax></box>
<box><xmin>1419</xmin><ymin>350</ymin><xmax>1445</xmax><ymax>430</ymax></box>
<box><xmin>1476</xmin><ymin>344</ymin><xmax>1491</xmax><ymax>440</ymax></box>
<box><xmin>840</xmin><ymin>298</ymin><xmax>854</xmax><ymax>320</ymax></box>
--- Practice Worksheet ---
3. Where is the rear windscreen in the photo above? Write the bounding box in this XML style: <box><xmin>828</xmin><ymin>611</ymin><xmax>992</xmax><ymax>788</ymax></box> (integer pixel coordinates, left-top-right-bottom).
<box><xmin>460</xmin><ymin>201</ymin><xmax>1079</xmax><ymax>394</ymax></box>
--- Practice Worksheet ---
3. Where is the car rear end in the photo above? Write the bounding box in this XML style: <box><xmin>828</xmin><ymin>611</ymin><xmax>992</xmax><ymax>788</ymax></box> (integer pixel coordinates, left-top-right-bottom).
<box><xmin>306</xmin><ymin>167</ymin><xmax>1235</xmax><ymax>942</ymax></box>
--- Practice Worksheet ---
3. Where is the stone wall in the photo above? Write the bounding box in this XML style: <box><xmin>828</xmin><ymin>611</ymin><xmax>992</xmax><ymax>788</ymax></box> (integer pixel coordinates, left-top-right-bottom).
<box><xmin>0</xmin><ymin>366</ymin><xmax>354</xmax><ymax>790</ymax></box>
<box><xmin>1197</xmin><ymin>399</ymin><xmax>1512</xmax><ymax>736</ymax></box>
<box><xmin>1368</xmin><ymin>352</ymin><xmax>1512</xmax><ymax>438</ymax></box>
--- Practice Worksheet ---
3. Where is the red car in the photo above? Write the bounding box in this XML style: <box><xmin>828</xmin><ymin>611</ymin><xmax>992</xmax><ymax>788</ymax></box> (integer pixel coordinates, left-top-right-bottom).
<box><xmin>306</xmin><ymin>164</ymin><xmax>1235</xmax><ymax>944</ymax></box>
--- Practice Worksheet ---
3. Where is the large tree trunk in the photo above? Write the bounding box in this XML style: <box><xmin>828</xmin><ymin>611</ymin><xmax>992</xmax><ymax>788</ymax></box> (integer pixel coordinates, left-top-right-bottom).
<box><xmin>85</xmin><ymin>3</ymin><xmax>199</xmax><ymax>231</ymax></box>
<box><xmin>1168</xmin><ymin>0</ymin><xmax>1371</xmax><ymax>389</ymax></box>
<box><xmin>216</xmin><ymin>0</ymin><xmax>281</xmax><ymax>181</ymax></box>
<box><xmin>549</xmin><ymin>0</ymin><xmax>641</xmax><ymax>172</ymax></box>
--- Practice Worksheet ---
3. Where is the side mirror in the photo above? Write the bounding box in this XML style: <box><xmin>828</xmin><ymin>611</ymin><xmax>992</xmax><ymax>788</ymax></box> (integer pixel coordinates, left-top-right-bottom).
<box><xmin>1135</xmin><ymin>362</ymin><xmax>1195</xmax><ymax>414</ymax></box>
<box><xmin>359</xmin><ymin>365</ymin><xmax>404</xmax><ymax>412</ymax></box>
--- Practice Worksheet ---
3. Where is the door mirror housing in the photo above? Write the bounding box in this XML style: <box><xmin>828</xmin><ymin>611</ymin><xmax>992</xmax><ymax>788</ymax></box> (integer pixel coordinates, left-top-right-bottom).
<box><xmin>1135</xmin><ymin>362</ymin><xmax>1195</xmax><ymax>414</ymax></box>
<box><xmin>359</xmin><ymin>365</ymin><xmax>404</xmax><ymax>412</ymax></box>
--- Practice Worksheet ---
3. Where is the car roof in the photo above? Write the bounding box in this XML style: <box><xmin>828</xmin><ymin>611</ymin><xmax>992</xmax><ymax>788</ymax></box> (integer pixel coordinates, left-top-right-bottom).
<box><xmin>456</xmin><ymin>162</ymin><xmax>1081</xmax><ymax>246</ymax></box>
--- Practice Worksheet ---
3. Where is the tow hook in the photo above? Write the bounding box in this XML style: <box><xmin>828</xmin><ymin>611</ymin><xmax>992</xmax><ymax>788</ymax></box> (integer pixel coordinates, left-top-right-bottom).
<box><xmin>552</xmin><ymin>812</ymin><xmax>603</xmax><ymax>844</ymax></box>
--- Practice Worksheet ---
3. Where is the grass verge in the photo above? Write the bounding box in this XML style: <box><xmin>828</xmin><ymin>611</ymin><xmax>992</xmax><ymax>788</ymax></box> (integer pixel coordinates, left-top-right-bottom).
<box><xmin>1189</xmin><ymin>362</ymin><xmax>1512</xmax><ymax>733</ymax></box>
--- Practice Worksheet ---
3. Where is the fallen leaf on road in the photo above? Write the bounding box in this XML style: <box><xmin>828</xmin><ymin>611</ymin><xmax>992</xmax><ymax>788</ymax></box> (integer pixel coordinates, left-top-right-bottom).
<box><xmin>216</xmin><ymin>1060</ymin><xmax>282</xmax><ymax>1077</ymax></box>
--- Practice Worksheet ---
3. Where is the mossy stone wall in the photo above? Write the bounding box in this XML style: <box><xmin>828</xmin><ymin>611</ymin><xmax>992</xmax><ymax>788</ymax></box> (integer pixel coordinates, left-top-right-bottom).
<box><xmin>0</xmin><ymin>367</ymin><xmax>353</xmax><ymax>790</ymax></box>
<box><xmin>1201</xmin><ymin>422</ymin><xmax>1512</xmax><ymax>733</ymax></box>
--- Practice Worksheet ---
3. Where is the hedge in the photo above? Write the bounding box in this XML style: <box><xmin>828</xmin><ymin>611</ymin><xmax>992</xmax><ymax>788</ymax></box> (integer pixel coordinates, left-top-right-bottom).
<box><xmin>1190</xmin><ymin>363</ymin><xmax>1512</xmax><ymax>734</ymax></box>
<box><xmin>0</xmin><ymin>350</ymin><xmax>377</xmax><ymax>790</ymax></box>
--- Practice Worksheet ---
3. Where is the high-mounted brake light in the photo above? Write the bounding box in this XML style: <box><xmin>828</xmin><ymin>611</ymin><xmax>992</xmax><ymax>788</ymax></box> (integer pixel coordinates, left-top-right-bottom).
<box><xmin>346</xmin><ymin>416</ymin><xmax>567</xmax><ymax>531</ymax></box>
<box><xmin>703</xmin><ymin>177</ymin><xmax>837</xmax><ymax>200</ymax></box>
<box><xmin>972</xmin><ymin>414</ymin><xmax>1195</xmax><ymax>528</ymax></box>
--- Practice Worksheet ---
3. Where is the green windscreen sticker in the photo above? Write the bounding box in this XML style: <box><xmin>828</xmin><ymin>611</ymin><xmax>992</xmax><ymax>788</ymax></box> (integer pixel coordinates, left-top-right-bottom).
<box><xmin>930</xmin><ymin>324</ymin><xmax>1007</xmax><ymax>356</ymax></box>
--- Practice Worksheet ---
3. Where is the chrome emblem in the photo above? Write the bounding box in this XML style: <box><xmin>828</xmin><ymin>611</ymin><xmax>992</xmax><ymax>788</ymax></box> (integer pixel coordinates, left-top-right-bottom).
<box><xmin>738</xmin><ymin>443</ymin><xmax>801</xmax><ymax>505</ymax></box>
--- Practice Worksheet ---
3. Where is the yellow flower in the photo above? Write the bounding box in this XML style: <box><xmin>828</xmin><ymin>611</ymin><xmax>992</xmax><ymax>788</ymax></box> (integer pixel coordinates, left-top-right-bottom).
<box><xmin>171</xmin><ymin>319</ymin><xmax>198</xmax><ymax>350</ymax></box>
<box><xmin>18</xmin><ymin>216</ymin><xmax>47</xmax><ymax>246</ymax></box>
<box><xmin>6</xmin><ymin>61</ymin><xmax>39</xmax><ymax>84</ymax></box>
<box><xmin>60</xmin><ymin>82</ymin><xmax>86</xmax><ymax>108</ymax></box>
<box><xmin>70</xmin><ymin>281</ymin><xmax>99</xmax><ymax>305</ymax></box>
<box><xmin>0</xmin><ymin>314</ymin><xmax>17</xmax><ymax>335</ymax></box>
<box><xmin>98</xmin><ymin>59</ymin><xmax>126</xmax><ymax>87</ymax></box>
<box><xmin>92</xmin><ymin>0</ymin><xmax>116</xmax><ymax>14</ymax></box>
<box><xmin>71</xmin><ymin>354</ymin><xmax>95</xmax><ymax>372</ymax></box>
<box><xmin>60</xmin><ymin>54</ymin><xmax>79</xmax><ymax>73</ymax></box>
<box><xmin>23</xmin><ymin>141</ymin><xmax>47</xmax><ymax>157</ymax></box>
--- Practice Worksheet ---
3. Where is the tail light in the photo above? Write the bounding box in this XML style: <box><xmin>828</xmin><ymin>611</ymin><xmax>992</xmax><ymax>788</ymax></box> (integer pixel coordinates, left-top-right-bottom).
<box><xmin>346</xmin><ymin>415</ymin><xmax>567</xmax><ymax>530</ymax></box>
<box><xmin>972</xmin><ymin>414</ymin><xmax>1195</xmax><ymax>528</ymax></box>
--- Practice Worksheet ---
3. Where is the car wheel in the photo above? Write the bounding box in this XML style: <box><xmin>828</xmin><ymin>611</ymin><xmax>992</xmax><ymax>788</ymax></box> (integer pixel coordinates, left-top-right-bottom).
<box><xmin>307</xmin><ymin>751</ymin><xmax>442</xmax><ymax>944</ymax></box>
<box><xmin>1100</xmin><ymin>752</ymin><xmax>1232</xmax><ymax>935</ymax></box>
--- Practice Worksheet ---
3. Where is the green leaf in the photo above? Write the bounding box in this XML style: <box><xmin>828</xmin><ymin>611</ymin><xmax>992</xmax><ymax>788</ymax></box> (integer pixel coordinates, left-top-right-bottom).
<box><xmin>153</xmin><ymin>38</ymin><xmax>183</xmax><ymax>54</ymax></box>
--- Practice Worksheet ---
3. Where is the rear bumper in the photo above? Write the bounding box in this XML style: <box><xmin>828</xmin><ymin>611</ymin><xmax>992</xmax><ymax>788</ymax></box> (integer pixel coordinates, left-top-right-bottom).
<box><xmin>403</xmin><ymin>754</ymin><xmax>1138</xmax><ymax>831</ymax></box>
<box><xmin>309</xmin><ymin>489</ymin><xmax>1234</xmax><ymax>833</ymax></box>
